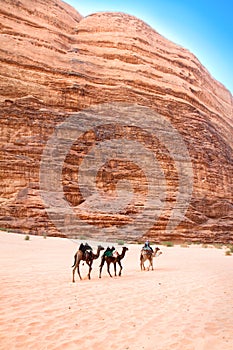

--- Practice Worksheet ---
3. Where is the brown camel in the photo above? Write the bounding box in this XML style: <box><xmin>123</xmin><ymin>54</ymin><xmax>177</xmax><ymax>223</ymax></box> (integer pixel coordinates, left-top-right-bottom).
<box><xmin>140</xmin><ymin>247</ymin><xmax>162</xmax><ymax>271</ymax></box>
<box><xmin>99</xmin><ymin>246</ymin><xmax>129</xmax><ymax>278</ymax></box>
<box><xmin>72</xmin><ymin>243</ymin><xmax>104</xmax><ymax>282</ymax></box>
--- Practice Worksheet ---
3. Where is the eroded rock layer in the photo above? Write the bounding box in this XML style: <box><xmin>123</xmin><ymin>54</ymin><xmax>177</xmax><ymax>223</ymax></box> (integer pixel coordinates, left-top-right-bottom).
<box><xmin>0</xmin><ymin>0</ymin><xmax>232</xmax><ymax>242</ymax></box>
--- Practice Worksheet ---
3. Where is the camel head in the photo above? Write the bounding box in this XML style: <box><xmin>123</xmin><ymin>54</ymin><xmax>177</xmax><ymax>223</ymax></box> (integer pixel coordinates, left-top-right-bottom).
<box><xmin>122</xmin><ymin>246</ymin><xmax>129</xmax><ymax>252</ymax></box>
<box><xmin>97</xmin><ymin>245</ymin><xmax>105</xmax><ymax>252</ymax></box>
<box><xmin>154</xmin><ymin>247</ymin><xmax>162</xmax><ymax>257</ymax></box>
<box><xmin>120</xmin><ymin>246</ymin><xmax>129</xmax><ymax>257</ymax></box>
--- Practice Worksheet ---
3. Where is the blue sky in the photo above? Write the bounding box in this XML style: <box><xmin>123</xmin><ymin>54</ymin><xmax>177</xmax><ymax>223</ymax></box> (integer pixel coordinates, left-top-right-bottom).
<box><xmin>66</xmin><ymin>0</ymin><xmax>233</xmax><ymax>94</ymax></box>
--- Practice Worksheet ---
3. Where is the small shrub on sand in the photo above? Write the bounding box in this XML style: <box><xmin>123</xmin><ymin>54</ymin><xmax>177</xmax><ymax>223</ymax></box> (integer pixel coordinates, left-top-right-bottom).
<box><xmin>212</xmin><ymin>243</ymin><xmax>223</xmax><ymax>249</ymax></box>
<box><xmin>24</xmin><ymin>235</ymin><xmax>30</xmax><ymax>241</ymax></box>
<box><xmin>227</xmin><ymin>244</ymin><xmax>233</xmax><ymax>253</ymax></box>
<box><xmin>79</xmin><ymin>235</ymin><xmax>87</xmax><ymax>240</ymax></box>
<box><xmin>116</xmin><ymin>239</ymin><xmax>125</xmax><ymax>246</ymax></box>
<box><xmin>201</xmin><ymin>244</ymin><xmax>209</xmax><ymax>248</ymax></box>
<box><xmin>161</xmin><ymin>241</ymin><xmax>174</xmax><ymax>247</ymax></box>
<box><xmin>180</xmin><ymin>243</ymin><xmax>189</xmax><ymax>248</ymax></box>
<box><xmin>225</xmin><ymin>250</ymin><xmax>232</xmax><ymax>256</ymax></box>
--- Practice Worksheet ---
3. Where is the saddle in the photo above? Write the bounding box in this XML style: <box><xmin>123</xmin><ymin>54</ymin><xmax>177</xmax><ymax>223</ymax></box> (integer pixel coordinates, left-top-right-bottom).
<box><xmin>84</xmin><ymin>249</ymin><xmax>93</xmax><ymax>260</ymax></box>
<box><xmin>103</xmin><ymin>246</ymin><xmax>116</xmax><ymax>257</ymax></box>
<box><xmin>104</xmin><ymin>250</ymin><xmax>113</xmax><ymax>257</ymax></box>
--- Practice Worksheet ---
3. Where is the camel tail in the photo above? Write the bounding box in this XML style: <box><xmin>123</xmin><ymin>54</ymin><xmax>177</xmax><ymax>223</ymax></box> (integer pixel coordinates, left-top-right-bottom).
<box><xmin>72</xmin><ymin>253</ymin><xmax>77</xmax><ymax>267</ymax></box>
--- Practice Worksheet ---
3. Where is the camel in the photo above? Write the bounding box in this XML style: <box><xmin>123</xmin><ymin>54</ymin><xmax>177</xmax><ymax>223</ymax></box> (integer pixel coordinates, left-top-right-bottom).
<box><xmin>140</xmin><ymin>246</ymin><xmax>162</xmax><ymax>271</ymax></box>
<box><xmin>72</xmin><ymin>243</ymin><xmax>104</xmax><ymax>282</ymax></box>
<box><xmin>99</xmin><ymin>246</ymin><xmax>129</xmax><ymax>278</ymax></box>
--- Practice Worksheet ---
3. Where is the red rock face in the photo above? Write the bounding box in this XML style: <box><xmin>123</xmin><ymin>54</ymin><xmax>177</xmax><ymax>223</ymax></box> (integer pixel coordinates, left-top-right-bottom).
<box><xmin>0</xmin><ymin>0</ymin><xmax>232</xmax><ymax>242</ymax></box>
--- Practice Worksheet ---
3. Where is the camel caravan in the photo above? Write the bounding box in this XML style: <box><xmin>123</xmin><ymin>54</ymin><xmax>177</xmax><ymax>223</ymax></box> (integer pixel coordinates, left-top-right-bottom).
<box><xmin>72</xmin><ymin>240</ymin><xmax>162</xmax><ymax>283</ymax></box>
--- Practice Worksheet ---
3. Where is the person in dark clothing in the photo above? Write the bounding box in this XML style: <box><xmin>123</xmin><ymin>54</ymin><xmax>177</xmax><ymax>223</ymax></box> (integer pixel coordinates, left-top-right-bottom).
<box><xmin>79</xmin><ymin>242</ymin><xmax>92</xmax><ymax>252</ymax></box>
<box><xmin>143</xmin><ymin>240</ymin><xmax>153</xmax><ymax>252</ymax></box>
<box><xmin>79</xmin><ymin>242</ymin><xmax>93</xmax><ymax>259</ymax></box>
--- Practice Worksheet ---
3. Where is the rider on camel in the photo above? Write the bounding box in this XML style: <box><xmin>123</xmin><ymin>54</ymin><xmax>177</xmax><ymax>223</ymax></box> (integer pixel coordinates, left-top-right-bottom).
<box><xmin>143</xmin><ymin>240</ymin><xmax>153</xmax><ymax>252</ymax></box>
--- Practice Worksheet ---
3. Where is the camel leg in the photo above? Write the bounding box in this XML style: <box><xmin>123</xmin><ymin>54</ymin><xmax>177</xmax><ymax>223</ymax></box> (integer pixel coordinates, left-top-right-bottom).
<box><xmin>99</xmin><ymin>259</ymin><xmax>105</xmax><ymax>278</ymax></box>
<box><xmin>72</xmin><ymin>266</ymin><xmax>76</xmax><ymax>283</ymax></box>
<box><xmin>107</xmin><ymin>262</ymin><xmax>112</xmax><ymax>277</ymax></box>
<box><xmin>149</xmin><ymin>258</ymin><xmax>153</xmax><ymax>271</ymax></box>
<box><xmin>77</xmin><ymin>262</ymin><xmax>82</xmax><ymax>280</ymax></box>
<box><xmin>118</xmin><ymin>261</ymin><xmax>123</xmax><ymax>276</ymax></box>
<box><xmin>140</xmin><ymin>255</ymin><xmax>144</xmax><ymax>270</ymax></box>
<box><xmin>87</xmin><ymin>261</ymin><xmax>92</xmax><ymax>280</ymax></box>
<box><xmin>114</xmin><ymin>262</ymin><xmax>117</xmax><ymax>276</ymax></box>
<box><xmin>140</xmin><ymin>257</ymin><xmax>145</xmax><ymax>270</ymax></box>
<box><xmin>72</xmin><ymin>253</ymin><xmax>77</xmax><ymax>282</ymax></box>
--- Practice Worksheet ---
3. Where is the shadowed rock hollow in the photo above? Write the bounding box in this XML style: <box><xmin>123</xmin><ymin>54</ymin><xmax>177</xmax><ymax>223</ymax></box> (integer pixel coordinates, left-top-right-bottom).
<box><xmin>0</xmin><ymin>0</ymin><xmax>232</xmax><ymax>243</ymax></box>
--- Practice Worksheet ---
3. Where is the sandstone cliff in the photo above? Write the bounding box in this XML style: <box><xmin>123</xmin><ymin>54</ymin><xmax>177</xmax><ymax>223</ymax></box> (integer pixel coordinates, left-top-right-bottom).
<box><xmin>0</xmin><ymin>0</ymin><xmax>232</xmax><ymax>242</ymax></box>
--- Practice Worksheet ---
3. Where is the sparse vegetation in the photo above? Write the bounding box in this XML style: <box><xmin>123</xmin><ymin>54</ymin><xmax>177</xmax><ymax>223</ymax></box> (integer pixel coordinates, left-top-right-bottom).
<box><xmin>79</xmin><ymin>235</ymin><xmax>87</xmax><ymax>240</ymax></box>
<box><xmin>227</xmin><ymin>244</ymin><xmax>233</xmax><ymax>253</ymax></box>
<box><xmin>201</xmin><ymin>244</ymin><xmax>209</xmax><ymax>248</ymax></box>
<box><xmin>24</xmin><ymin>235</ymin><xmax>30</xmax><ymax>241</ymax></box>
<box><xmin>116</xmin><ymin>239</ymin><xmax>125</xmax><ymax>246</ymax></box>
<box><xmin>225</xmin><ymin>250</ymin><xmax>232</xmax><ymax>256</ymax></box>
<box><xmin>161</xmin><ymin>241</ymin><xmax>174</xmax><ymax>247</ymax></box>
<box><xmin>180</xmin><ymin>243</ymin><xmax>190</xmax><ymax>248</ymax></box>
<box><xmin>212</xmin><ymin>243</ymin><xmax>223</xmax><ymax>249</ymax></box>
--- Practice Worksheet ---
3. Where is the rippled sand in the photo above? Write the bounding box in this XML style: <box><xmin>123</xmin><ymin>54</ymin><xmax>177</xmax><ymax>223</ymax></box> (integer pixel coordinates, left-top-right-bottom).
<box><xmin>0</xmin><ymin>232</ymin><xmax>232</xmax><ymax>350</ymax></box>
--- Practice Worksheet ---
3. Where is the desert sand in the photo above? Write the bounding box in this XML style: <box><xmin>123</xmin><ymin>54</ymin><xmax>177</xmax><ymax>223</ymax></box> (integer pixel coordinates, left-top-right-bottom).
<box><xmin>0</xmin><ymin>231</ymin><xmax>232</xmax><ymax>350</ymax></box>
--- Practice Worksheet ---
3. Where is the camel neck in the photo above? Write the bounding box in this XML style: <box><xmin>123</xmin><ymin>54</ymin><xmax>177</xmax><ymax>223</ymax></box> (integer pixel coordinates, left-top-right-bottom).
<box><xmin>119</xmin><ymin>249</ymin><xmax>126</xmax><ymax>258</ymax></box>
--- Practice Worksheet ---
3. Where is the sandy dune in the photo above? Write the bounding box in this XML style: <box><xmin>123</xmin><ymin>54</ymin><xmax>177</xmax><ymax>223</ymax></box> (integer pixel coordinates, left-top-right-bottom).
<box><xmin>0</xmin><ymin>232</ymin><xmax>232</xmax><ymax>350</ymax></box>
